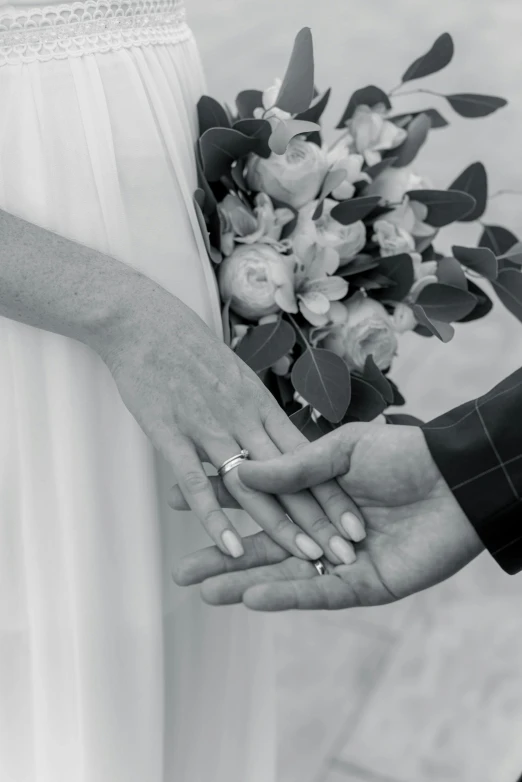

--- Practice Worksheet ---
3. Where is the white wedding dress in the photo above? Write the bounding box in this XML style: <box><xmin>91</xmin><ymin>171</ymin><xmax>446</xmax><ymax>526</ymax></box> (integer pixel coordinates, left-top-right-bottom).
<box><xmin>0</xmin><ymin>1</ymin><xmax>275</xmax><ymax>780</ymax></box>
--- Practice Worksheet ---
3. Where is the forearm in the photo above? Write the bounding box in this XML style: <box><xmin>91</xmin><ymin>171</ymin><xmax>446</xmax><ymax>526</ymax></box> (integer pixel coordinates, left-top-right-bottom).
<box><xmin>0</xmin><ymin>208</ymin><xmax>168</xmax><ymax>357</ymax></box>
<box><xmin>422</xmin><ymin>367</ymin><xmax>522</xmax><ymax>574</ymax></box>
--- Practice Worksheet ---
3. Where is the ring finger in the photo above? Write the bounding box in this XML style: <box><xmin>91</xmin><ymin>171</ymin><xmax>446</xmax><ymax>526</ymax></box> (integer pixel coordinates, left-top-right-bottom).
<box><xmin>239</xmin><ymin>426</ymin><xmax>357</xmax><ymax>566</ymax></box>
<box><xmin>204</xmin><ymin>438</ymin><xmax>325</xmax><ymax>561</ymax></box>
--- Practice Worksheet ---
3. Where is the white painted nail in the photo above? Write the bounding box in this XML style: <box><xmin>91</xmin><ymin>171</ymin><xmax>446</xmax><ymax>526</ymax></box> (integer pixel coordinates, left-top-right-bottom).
<box><xmin>295</xmin><ymin>533</ymin><xmax>323</xmax><ymax>560</ymax></box>
<box><xmin>221</xmin><ymin>530</ymin><xmax>244</xmax><ymax>558</ymax></box>
<box><xmin>330</xmin><ymin>535</ymin><xmax>357</xmax><ymax>565</ymax></box>
<box><xmin>341</xmin><ymin>512</ymin><xmax>366</xmax><ymax>542</ymax></box>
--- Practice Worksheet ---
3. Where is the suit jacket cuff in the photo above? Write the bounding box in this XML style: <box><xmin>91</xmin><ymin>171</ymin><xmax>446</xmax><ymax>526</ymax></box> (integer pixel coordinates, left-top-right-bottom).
<box><xmin>421</xmin><ymin>368</ymin><xmax>522</xmax><ymax>575</ymax></box>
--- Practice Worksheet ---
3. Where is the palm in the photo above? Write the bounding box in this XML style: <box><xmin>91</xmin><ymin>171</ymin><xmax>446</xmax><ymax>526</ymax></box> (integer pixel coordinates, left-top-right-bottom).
<box><xmin>331</xmin><ymin>425</ymin><xmax>482</xmax><ymax>604</ymax></box>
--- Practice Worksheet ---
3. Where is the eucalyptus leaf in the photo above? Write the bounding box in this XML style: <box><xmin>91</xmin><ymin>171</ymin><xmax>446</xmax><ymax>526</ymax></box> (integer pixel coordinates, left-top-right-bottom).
<box><xmin>276</xmin><ymin>27</ymin><xmax>315</xmax><ymax>115</ymax></box>
<box><xmin>199</xmin><ymin>127</ymin><xmax>258</xmax><ymax>181</ymax></box>
<box><xmin>330</xmin><ymin>195</ymin><xmax>381</xmax><ymax>225</ymax></box>
<box><xmin>452</xmin><ymin>245</ymin><xmax>498</xmax><ymax>280</ymax></box>
<box><xmin>192</xmin><ymin>192</ymin><xmax>221</xmax><ymax>265</ymax></box>
<box><xmin>406</xmin><ymin>189</ymin><xmax>476</xmax><ymax>227</ymax></box>
<box><xmin>363</xmin><ymin>355</ymin><xmax>394</xmax><ymax>403</ymax></box>
<box><xmin>458</xmin><ymin>279</ymin><xmax>493</xmax><ymax>322</ymax></box>
<box><xmin>393</xmin><ymin>112</ymin><xmax>431</xmax><ymax>168</ymax></box>
<box><xmin>295</xmin><ymin>88</ymin><xmax>331</xmax><ymax>123</ymax></box>
<box><xmin>479</xmin><ymin>224</ymin><xmax>519</xmax><ymax>257</ymax></box>
<box><xmin>232</xmin><ymin>118</ymin><xmax>272</xmax><ymax>158</ymax></box>
<box><xmin>401</xmin><ymin>33</ymin><xmax>454</xmax><ymax>82</ymax></box>
<box><xmin>412</xmin><ymin>304</ymin><xmax>455</xmax><ymax>342</ymax></box>
<box><xmin>221</xmin><ymin>299</ymin><xmax>232</xmax><ymax>346</ymax></box>
<box><xmin>235</xmin><ymin>89</ymin><xmax>264</xmax><ymax>119</ymax></box>
<box><xmin>346</xmin><ymin>376</ymin><xmax>387</xmax><ymax>422</ymax></box>
<box><xmin>500</xmin><ymin>242</ymin><xmax>522</xmax><ymax>266</ymax></box>
<box><xmin>491</xmin><ymin>269</ymin><xmax>522</xmax><ymax>321</ymax></box>
<box><xmin>235</xmin><ymin>320</ymin><xmax>296</xmax><ymax>373</ymax></box>
<box><xmin>448</xmin><ymin>162</ymin><xmax>488</xmax><ymax>221</ymax></box>
<box><xmin>197</xmin><ymin>96</ymin><xmax>231</xmax><ymax>135</ymax></box>
<box><xmin>446</xmin><ymin>93</ymin><xmax>507</xmax><ymax>118</ymax></box>
<box><xmin>436</xmin><ymin>256</ymin><xmax>468</xmax><ymax>290</ymax></box>
<box><xmin>289</xmin><ymin>406</ymin><xmax>325</xmax><ymax>442</ymax></box>
<box><xmin>376</xmin><ymin>253</ymin><xmax>414</xmax><ymax>302</ymax></box>
<box><xmin>291</xmin><ymin>348</ymin><xmax>351</xmax><ymax>423</ymax></box>
<box><xmin>389</xmin><ymin>109</ymin><xmax>448</xmax><ymax>129</ymax></box>
<box><xmin>415</xmin><ymin>283</ymin><xmax>477</xmax><ymax>322</ymax></box>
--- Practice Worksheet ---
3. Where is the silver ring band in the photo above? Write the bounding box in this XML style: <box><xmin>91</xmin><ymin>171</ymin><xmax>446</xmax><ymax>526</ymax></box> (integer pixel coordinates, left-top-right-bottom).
<box><xmin>217</xmin><ymin>449</ymin><xmax>249</xmax><ymax>478</ymax></box>
<box><xmin>313</xmin><ymin>558</ymin><xmax>327</xmax><ymax>576</ymax></box>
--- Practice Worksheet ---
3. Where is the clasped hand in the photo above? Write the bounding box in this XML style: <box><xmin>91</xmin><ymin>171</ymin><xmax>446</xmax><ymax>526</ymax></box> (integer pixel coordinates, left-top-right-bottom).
<box><xmin>171</xmin><ymin>423</ymin><xmax>485</xmax><ymax>611</ymax></box>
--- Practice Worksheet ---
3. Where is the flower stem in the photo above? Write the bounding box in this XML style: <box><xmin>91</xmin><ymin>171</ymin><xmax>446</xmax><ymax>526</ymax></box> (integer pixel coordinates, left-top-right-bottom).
<box><xmin>489</xmin><ymin>189</ymin><xmax>522</xmax><ymax>200</ymax></box>
<box><xmin>390</xmin><ymin>88</ymin><xmax>441</xmax><ymax>99</ymax></box>
<box><xmin>288</xmin><ymin>313</ymin><xmax>312</xmax><ymax>354</ymax></box>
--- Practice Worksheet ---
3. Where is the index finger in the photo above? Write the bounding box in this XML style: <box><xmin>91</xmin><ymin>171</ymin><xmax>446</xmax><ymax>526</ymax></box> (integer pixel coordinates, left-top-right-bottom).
<box><xmin>172</xmin><ymin>531</ymin><xmax>289</xmax><ymax>586</ymax></box>
<box><xmin>238</xmin><ymin>426</ymin><xmax>357</xmax><ymax>494</ymax></box>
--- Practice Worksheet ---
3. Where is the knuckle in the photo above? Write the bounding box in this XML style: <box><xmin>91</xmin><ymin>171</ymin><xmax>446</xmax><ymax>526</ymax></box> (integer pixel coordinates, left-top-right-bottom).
<box><xmin>292</xmin><ymin>440</ymin><xmax>310</xmax><ymax>455</ymax></box>
<box><xmin>272</xmin><ymin>514</ymin><xmax>292</xmax><ymax>538</ymax></box>
<box><xmin>182</xmin><ymin>470</ymin><xmax>210</xmax><ymax>494</ymax></box>
<box><xmin>203</xmin><ymin>508</ymin><xmax>224</xmax><ymax>527</ymax></box>
<box><xmin>317</xmin><ymin>487</ymin><xmax>344</xmax><ymax>507</ymax></box>
<box><xmin>308</xmin><ymin>514</ymin><xmax>330</xmax><ymax>535</ymax></box>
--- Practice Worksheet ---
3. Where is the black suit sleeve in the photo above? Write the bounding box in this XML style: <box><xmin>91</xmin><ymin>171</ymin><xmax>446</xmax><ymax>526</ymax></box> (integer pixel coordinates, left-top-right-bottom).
<box><xmin>421</xmin><ymin>367</ymin><xmax>522</xmax><ymax>575</ymax></box>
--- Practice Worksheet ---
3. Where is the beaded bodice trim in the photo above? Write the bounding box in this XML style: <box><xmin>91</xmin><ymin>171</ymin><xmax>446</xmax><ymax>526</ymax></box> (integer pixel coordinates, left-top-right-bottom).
<box><xmin>0</xmin><ymin>0</ymin><xmax>189</xmax><ymax>64</ymax></box>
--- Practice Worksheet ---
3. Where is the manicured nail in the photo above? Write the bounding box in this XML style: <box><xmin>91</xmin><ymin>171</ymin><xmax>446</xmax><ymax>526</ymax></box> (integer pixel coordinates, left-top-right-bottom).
<box><xmin>295</xmin><ymin>533</ymin><xmax>323</xmax><ymax>560</ymax></box>
<box><xmin>341</xmin><ymin>512</ymin><xmax>366</xmax><ymax>542</ymax></box>
<box><xmin>330</xmin><ymin>535</ymin><xmax>357</xmax><ymax>565</ymax></box>
<box><xmin>221</xmin><ymin>530</ymin><xmax>244</xmax><ymax>558</ymax></box>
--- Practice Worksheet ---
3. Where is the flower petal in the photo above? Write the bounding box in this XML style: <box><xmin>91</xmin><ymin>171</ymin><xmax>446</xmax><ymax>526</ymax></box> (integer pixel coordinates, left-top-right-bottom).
<box><xmin>299</xmin><ymin>301</ymin><xmax>330</xmax><ymax>326</ymax></box>
<box><xmin>308</xmin><ymin>275</ymin><xmax>349</xmax><ymax>301</ymax></box>
<box><xmin>298</xmin><ymin>290</ymin><xmax>331</xmax><ymax>315</ymax></box>
<box><xmin>274</xmin><ymin>284</ymin><xmax>299</xmax><ymax>313</ymax></box>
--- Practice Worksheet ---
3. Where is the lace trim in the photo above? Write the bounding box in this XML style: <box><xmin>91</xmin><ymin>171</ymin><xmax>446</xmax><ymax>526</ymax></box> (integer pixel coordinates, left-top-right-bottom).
<box><xmin>0</xmin><ymin>0</ymin><xmax>190</xmax><ymax>64</ymax></box>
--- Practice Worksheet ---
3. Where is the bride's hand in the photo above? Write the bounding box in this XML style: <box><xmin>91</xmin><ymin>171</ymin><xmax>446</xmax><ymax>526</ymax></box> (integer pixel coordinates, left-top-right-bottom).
<box><xmin>98</xmin><ymin>281</ymin><xmax>363</xmax><ymax>564</ymax></box>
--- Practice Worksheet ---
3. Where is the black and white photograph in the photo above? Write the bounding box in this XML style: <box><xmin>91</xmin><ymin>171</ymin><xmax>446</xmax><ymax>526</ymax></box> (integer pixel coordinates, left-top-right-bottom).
<box><xmin>0</xmin><ymin>0</ymin><xmax>522</xmax><ymax>780</ymax></box>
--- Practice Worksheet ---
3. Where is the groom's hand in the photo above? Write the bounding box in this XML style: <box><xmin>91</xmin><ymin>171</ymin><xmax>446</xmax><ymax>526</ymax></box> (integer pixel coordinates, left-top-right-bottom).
<box><xmin>171</xmin><ymin>423</ymin><xmax>485</xmax><ymax>611</ymax></box>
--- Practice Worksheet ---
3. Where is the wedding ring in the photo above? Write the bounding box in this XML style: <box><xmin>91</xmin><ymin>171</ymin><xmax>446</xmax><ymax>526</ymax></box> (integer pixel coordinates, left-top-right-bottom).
<box><xmin>217</xmin><ymin>449</ymin><xmax>250</xmax><ymax>478</ymax></box>
<box><xmin>312</xmin><ymin>558</ymin><xmax>327</xmax><ymax>576</ymax></box>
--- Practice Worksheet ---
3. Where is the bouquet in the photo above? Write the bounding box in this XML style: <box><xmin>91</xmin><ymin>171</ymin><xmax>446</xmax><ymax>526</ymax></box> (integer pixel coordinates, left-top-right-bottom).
<box><xmin>193</xmin><ymin>29</ymin><xmax>522</xmax><ymax>438</ymax></box>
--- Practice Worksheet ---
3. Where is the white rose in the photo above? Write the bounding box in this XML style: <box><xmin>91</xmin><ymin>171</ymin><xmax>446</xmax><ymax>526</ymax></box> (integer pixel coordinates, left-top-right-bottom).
<box><xmin>218</xmin><ymin>244</ymin><xmax>294</xmax><ymax>321</ymax></box>
<box><xmin>326</xmin><ymin>149</ymin><xmax>371</xmax><ymax>200</ymax></box>
<box><xmin>345</xmin><ymin>105</ymin><xmax>407</xmax><ymax>166</ymax></box>
<box><xmin>373</xmin><ymin>219</ymin><xmax>415</xmax><ymax>257</ymax></box>
<box><xmin>296</xmin><ymin>199</ymin><xmax>367</xmax><ymax>263</ymax></box>
<box><xmin>253</xmin><ymin>77</ymin><xmax>292</xmax><ymax>129</ymax></box>
<box><xmin>367</xmin><ymin>168</ymin><xmax>432</xmax><ymax>204</ymax></box>
<box><xmin>324</xmin><ymin>296</ymin><xmax>398</xmax><ymax>371</ymax></box>
<box><xmin>393</xmin><ymin>302</ymin><xmax>417</xmax><ymax>333</ymax></box>
<box><xmin>245</xmin><ymin>138</ymin><xmax>328</xmax><ymax>210</ymax></box>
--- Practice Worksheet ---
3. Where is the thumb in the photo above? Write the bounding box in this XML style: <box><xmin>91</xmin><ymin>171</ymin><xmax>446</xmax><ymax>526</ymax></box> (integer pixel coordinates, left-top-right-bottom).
<box><xmin>239</xmin><ymin>423</ymin><xmax>364</xmax><ymax>494</ymax></box>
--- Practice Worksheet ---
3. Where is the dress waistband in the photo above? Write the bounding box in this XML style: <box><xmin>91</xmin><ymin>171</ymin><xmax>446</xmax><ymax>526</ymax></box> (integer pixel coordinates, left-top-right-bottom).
<box><xmin>0</xmin><ymin>0</ymin><xmax>189</xmax><ymax>65</ymax></box>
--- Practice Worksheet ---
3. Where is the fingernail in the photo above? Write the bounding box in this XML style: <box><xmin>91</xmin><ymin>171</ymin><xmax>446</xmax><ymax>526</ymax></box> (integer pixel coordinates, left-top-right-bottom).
<box><xmin>341</xmin><ymin>512</ymin><xmax>366</xmax><ymax>542</ymax></box>
<box><xmin>221</xmin><ymin>530</ymin><xmax>244</xmax><ymax>558</ymax></box>
<box><xmin>295</xmin><ymin>533</ymin><xmax>323</xmax><ymax>560</ymax></box>
<box><xmin>330</xmin><ymin>535</ymin><xmax>357</xmax><ymax>565</ymax></box>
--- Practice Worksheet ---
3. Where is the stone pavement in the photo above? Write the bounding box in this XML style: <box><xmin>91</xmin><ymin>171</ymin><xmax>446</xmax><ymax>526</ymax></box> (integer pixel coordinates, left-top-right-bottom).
<box><xmin>276</xmin><ymin>554</ymin><xmax>522</xmax><ymax>782</ymax></box>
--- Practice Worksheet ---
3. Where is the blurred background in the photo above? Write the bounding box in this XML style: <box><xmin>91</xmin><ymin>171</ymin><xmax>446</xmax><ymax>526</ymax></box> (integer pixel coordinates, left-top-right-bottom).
<box><xmin>190</xmin><ymin>2</ymin><xmax>522</xmax><ymax>780</ymax></box>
